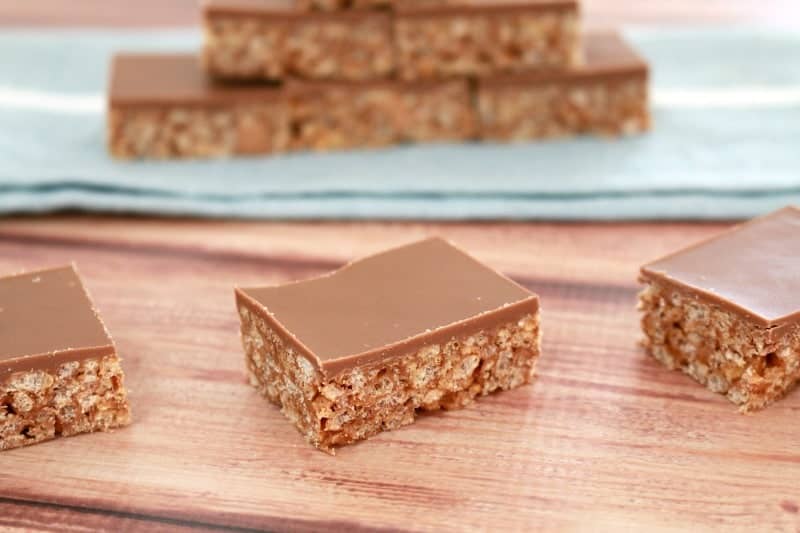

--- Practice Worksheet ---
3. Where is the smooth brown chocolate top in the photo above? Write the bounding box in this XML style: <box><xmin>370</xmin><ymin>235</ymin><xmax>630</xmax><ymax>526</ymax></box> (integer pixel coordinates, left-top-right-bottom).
<box><xmin>396</xmin><ymin>0</ymin><xmax>578</xmax><ymax>17</ymax></box>
<box><xmin>109</xmin><ymin>54</ymin><xmax>281</xmax><ymax>107</ymax></box>
<box><xmin>0</xmin><ymin>266</ymin><xmax>114</xmax><ymax>379</ymax></box>
<box><xmin>482</xmin><ymin>32</ymin><xmax>648</xmax><ymax>87</ymax></box>
<box><xmin>237</xmin><ymin>238</ymin><xmax>538</xmax><ymax>376</ymax></box>
<box><xmin>284</xmin><ymin>76</ymin><xmax>466</xmax><ymax>95</ymax></box>
<box><xmin>203</xmin><ymin>0</ymin><xmax>388</xmax><ymax>20</ymax></box>
<box><xmin>583</xmin><ymin>32</ymin><xmax>647</xmax><ymax>71</ymax></box>
<box><xmin>641</xmin><ymin>206</ymin><xmax>800</xmax><ymax>330</ymax></box>
<box><xmin>205</xmin><ymin>0</ymin><xmax>295</xmax><ymax>13</ymax></box>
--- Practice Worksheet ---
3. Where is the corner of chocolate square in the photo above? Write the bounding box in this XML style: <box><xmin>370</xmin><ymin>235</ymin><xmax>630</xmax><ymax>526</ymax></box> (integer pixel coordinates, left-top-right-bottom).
<box><xmin>394</xmin><ymin>0</ymin><xmax>581</xmax><ymax>80</ymax></box>
<box><xmin>107</xmin><ymin>53</ymin><xmax>288</xmax><ymax>159</ymax></box>
<box><xmin>235</xmin><ymin>237</ymin><xmax>541</xmax><ymax>453</ymax></box>
<box><xmin>638</xmin><ymin>206</ymin><xmax>800</xmax><ymax>411</ymax></box>
<box><xmin>0</xmin><ymin>265</ymin><xmax>131</xmax><ymax>451</ymax></box>
<box><xmin>477</xmin><ymin>31</ymin><xmax>651</xmax><ymax>140</ymax></box>
<box><xmin>202</xmin><ymin>0</ymin><xmax>394</xmax><ymax>82</ymax></box>
<box><xmin>284</xmin><ymin>77</ymin><xmax>477</xmax><ymax>150</ymax></box>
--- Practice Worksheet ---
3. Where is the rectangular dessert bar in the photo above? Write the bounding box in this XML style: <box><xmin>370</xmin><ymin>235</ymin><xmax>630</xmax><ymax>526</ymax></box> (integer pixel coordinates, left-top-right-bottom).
<box><xmin>639</xmin><ymin>207</ymin><xmax>800</xmax><ymax>412</ymax></box>
<box><xmin>395</xmin><ymin>0</ymin><xmax>581</xmax><ymax>80</ymax></box>
<box><xmin>109</xmin><ymin>54</ymin><xmax>474</xmax><ymax>159</ymax></box>
<box><xmin>477</xmin><ymin>32</ymin><xmax>650</xmax><ymax>140</ymax></box>
<box><xmin>235</xmin><ymin>238</ymin><xmax>540</xmax><ymax>453</ymax></box>
<box><xmin>0</xmin><ymin>266</ymin><xmax>131</xmax><ymax>451</ymax></box>
<box><xmin>287</xmin><ymin>78</ymin><xmax>476</xmax><ymax>150</ymax></box>
<box><xmin>108</xmin><ymin>54</ymin><xmax>288</xmax><ymax>159</ymax></box>
<box><xmin>202</xmin><ymin>0</ymin><xmax>394</xmax><ymax>81</ymax></box>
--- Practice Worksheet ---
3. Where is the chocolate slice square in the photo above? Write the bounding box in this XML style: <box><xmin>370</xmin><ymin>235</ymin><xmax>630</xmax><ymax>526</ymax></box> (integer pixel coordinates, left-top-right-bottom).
<box><xmin>235</xmin><ymin>237</ymin><xmax>540</xmax><ymax>452</ymax></box>
<box><xmin>202</xmin><ymin>0</ymin><xmax>394</xmax><ymax>82</ymax></box>
<box><xmin>286</xmin><ymin>77</ymin><xmax>477</xmax><ymax>150</ymax></box>
<box><xmin>0</xmin><ymin>266</ymin><xmax>131</xmax><ymax>451</ymax></box>
<box><xmin>394</xmin><ymin>0</ymin><xmax>581</xmax><ymax>80</ymax></box>
<box><xmin>639</xmin><ymin>207</ymin><xmax>800</xmax><ymax>411</ymax></box>
<box><xmin>477</xmin><ymin>32</ymin><xmax>650</xmax><ymax>140</ymax></box>
<box><xmin>107</xmin><ymin>53</ymin><xmax>288</xmax><ymax>159</ymax></box>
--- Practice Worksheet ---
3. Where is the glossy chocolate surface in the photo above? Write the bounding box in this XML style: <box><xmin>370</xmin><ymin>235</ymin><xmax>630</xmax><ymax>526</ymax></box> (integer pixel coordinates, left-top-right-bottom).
<box><xmin>482</xmin><ymin>32</ymin><xmax>648</xmax><ymax>87</ymax></box>
<box><xmin>237</xmin><ymin>238</ymin><xmax>538</xmax><ymax>376</ymax></box>
<box><xmin>204</xmin><ymin>0</ymin><xmax>389</xmax><ymax>20</ymax></box>
<box><xmin>109</xmin><ymin>54</ymin><xmax>282</xmax><ymax>107</ymax></box>
<box><xmin>0</xmin><ymin>266</ymin><xmax>114</xmax><ymax>379</ymax></box>
<box><xmin>204</xmin><ymin>0</ymin><xmax>295</xmax><ymax>13</ymax></box>
<box><xmin>641</xmin><ymin>206</ymin><xmax>800</xmax><ymax>328</ymax></box>
<box><xmin>396</xmin><ymin>0</ymin><xmax>577</xmax><ymax>17</ymax></box>
<box><xmin>284</xmin><ymin>76</ymin><xmax>466</xmax><ymax>94</ymax></box>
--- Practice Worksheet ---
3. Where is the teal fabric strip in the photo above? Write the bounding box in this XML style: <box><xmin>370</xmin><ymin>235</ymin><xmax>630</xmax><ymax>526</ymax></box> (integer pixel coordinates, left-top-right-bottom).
<box><xmin>0</xmin><ymin>28</ymin><xmax>798</xmax><ymax>220</ymax></box>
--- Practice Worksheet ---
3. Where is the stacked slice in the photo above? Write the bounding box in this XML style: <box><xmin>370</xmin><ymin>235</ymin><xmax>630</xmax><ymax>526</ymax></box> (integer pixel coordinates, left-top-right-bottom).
<box><xmin>108</xmin><ymin>0</ymin><xmax>650</xmax><ymax>159</ymax></box>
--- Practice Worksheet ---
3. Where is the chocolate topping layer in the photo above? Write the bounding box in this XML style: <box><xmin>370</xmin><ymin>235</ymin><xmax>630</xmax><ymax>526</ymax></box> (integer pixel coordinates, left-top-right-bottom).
<box><xmin>236</xmin><ymin>238</ymin><xmax>538</xmax><ymax>376</ymax></box>
<box><xmin>641</xmin><ymin>206</ymin><xmax>800</xmax><ymax>329</ymax></box>
<box><xmin>109</xmin><ymin>54</ymin><xmax>282</xmax><ymax>107</ymax></box>
<box><xmin>204</xmin><ymin>0</ymin><xmax>295</xmax><ymax>13</ymax></box>
<box><xmin>482</xmin><ymin>32</ymin><xmax>648</xmax><ymax>87</ymax></box>
<box><xmin>0</xmin><ymin>266</ymin><xmax>114</xmax><ymax>378</ymax></box>
<box><xmin>395</xmin><ymin>0</ymin><xmax>577</xmax><ymax>17</ymax></box>
<box><xmin>204</xmin><ymin>0</ymin><xmax>388</xmax><ymax>20</ymax></box>
<box><xmin>284</xmin><ymin>76</ymin><xmax>465</xmax><ymax>94</ymax></box>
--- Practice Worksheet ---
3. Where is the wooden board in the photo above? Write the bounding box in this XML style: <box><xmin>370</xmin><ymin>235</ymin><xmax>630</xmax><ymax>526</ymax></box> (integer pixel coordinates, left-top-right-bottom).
<box><xmin>2</xmin><ymin>3</ymin><xmax>800</xmax><ymax>531</ymax></box>
<box><xmin>1</xmin><ymin>217</ymin><xmax>799</xmax><ymax>532</ymax></box>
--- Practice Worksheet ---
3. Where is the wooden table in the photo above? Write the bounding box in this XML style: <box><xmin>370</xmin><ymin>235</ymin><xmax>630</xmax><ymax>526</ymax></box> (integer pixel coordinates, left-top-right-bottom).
<box><xmin>1</xmin><ymin>3</ymin><xmax>799</xmax><ymax>532</ymax></box>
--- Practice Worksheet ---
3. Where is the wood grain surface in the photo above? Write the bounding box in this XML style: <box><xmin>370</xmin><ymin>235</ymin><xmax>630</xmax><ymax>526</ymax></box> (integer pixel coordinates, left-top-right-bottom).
<box><xmin>1</xmin><ymin>218</ymin><xmax>799</xmax><ymax>532</ymax></box>
<box><xmin>2</xmin><ymin>1</ymin><xmax>800</xmax><ymax>532</ymax></box>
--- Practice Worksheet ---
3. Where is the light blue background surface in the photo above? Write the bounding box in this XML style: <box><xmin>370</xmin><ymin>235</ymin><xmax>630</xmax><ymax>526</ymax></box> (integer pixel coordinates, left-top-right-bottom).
<box><xmin>0</xmin><ymin>28</ymin><xmax>798</xmax><ymax>219</ymax></box>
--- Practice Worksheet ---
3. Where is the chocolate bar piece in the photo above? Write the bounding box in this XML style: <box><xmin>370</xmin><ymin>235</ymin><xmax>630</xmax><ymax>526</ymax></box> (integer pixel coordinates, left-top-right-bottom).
<box><xmin>477</xmin><ymin>32</ymin><xmax>650</xmax><ymax>140</ymax></box>
<box><xmin>108</xmin><ymin>54</ymin><xmax>475</xmax><ymax>158</ymax></box>
<box><xmin>639</xmin><ymin>207</ymin><xmax>800</xmax><ymax>411</ymax></box>
<box><xmin>108</xmin><ymin>54</ymin><xmax>289</xmax><ymax>159</ymax></box>
<box><xmin>235</xmin><ymin>238</ymin><xmax>540</xmax><ymax>453</ymax></box>
<box><xmin>395</xmin><ymin>0</ymin><xmax>581</xmax><ymax>80</ymax></box>
<box><xmin>202</xmin><ymin>0</ymin><xmax>394</xmax><ymax>81</ymax></box>
<box><xmin>0</xmin><ymin>266</ymin><xmax>131</xmax><ymax>451</ymax></box>
<box><xmin>287</xmin><ymin>78</ymin><xmax>477</xmax><ymax>150</ymax></box>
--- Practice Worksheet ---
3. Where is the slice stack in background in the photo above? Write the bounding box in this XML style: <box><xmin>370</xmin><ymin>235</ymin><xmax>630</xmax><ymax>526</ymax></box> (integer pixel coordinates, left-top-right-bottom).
<box><xmin>108</xmin><ymin>0</ymin><xmax>651</xmax><ymax>159</ymax></box>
